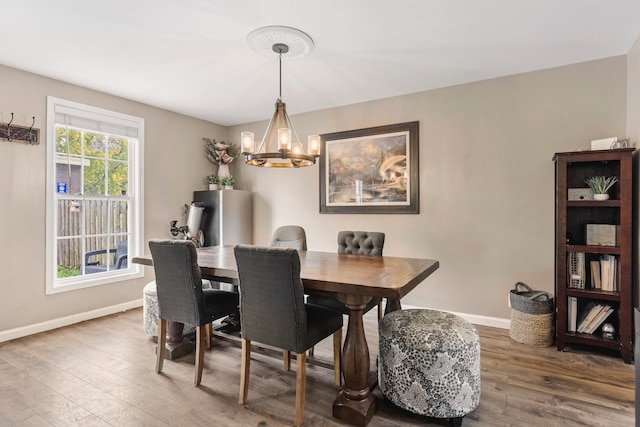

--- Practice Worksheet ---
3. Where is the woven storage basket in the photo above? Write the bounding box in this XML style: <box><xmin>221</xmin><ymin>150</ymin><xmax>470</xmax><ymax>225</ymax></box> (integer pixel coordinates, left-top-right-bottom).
<box><xmin>509</xmin><ymin>310</ymin><xmax>554</xmax><ymax>346</ymax></box>
<box><xmin>510</xmin><ymin>282</ymin><xmax>554</xmax><ymax>315</ymax></box>
<box><xmin>509</xmin><ymin>282</ymin><xmax>554</xmax><ymax>346</ymax></box>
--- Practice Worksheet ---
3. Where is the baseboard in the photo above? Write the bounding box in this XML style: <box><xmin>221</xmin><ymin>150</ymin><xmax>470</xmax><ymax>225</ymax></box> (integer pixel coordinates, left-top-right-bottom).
<box><xmin>0</xmin><ymin>299</ymin><xmax>143</xmax><ymax>343</ymax></box>
<box><xmin>401</xmin><ymin>304</ymin><xmax>511</xmax><ymax>329</ymax></box>
<box><xmin>1</xmin><ymin>300</ymin><xmax>511</xmax><ymax>344</ymax></box>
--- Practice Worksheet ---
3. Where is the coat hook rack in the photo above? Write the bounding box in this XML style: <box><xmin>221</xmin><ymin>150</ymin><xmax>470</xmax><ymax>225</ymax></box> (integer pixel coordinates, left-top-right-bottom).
<box><xmin>1</xmin><ymin>113</ymin><xmax>40</xmax><ymax>145</ymax></box>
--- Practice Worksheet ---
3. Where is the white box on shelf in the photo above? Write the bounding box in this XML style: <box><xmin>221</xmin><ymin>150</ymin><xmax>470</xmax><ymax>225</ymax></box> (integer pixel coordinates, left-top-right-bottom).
<box><xmin>586</xmin><ymin>224</ymin><xmax>619</xmax><ymax>246</ymax></box>
<box><xmin>590</xmin><ymin>137</ymin><xmax>617</xmax><ymax>150</ymax></box>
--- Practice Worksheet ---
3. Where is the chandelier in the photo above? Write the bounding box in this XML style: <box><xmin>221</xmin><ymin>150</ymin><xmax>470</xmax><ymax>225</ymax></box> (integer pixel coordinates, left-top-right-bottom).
<box><xmin>241</xmin><ymin>26</ymin><xmax>320</xmax><ymax>168</ymax></box>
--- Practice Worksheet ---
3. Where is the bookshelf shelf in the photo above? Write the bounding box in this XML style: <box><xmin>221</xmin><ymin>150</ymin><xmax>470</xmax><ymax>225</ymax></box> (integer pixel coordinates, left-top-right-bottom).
<box><xmin>565</xmin><ymin>288</ymin><xmax>620</xmax><ymax>301</ymax></box>
<box><xmin>566</xmin><ymin>245</ymin><xmax>621</xmax><ymax>255</ymax></box>
<box><xmin>553</xmin><ymin>148</ymin><xmax>634</xmax><ymax>363</ymax></box>
<box><xmin>564</xmin><ymin>332</ymin><xmax>621</xmax><ymax>351</ymax></box>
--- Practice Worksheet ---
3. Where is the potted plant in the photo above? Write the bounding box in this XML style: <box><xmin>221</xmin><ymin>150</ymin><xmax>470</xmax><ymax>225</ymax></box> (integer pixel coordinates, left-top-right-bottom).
<box><xmin>207</xmin><ymin>174</ymin><xmax>220</xmax><ymax>190</ymax></box>
<box><xmin>585</xmin><ymin>175</ymin><xmax>618</xmax><ymax>200</ymax></box>
<box><xmin>221</xmin><ymin>175</ymin><xmax>235</xmax><ymax>190</ymax></box>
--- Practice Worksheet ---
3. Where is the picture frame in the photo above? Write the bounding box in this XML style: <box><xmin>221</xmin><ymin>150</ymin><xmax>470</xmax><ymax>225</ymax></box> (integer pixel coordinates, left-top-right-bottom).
<box><xmin>319</xmin><ymin>121</ymin><xmax>419</xmax><ymax>214</ymax></box>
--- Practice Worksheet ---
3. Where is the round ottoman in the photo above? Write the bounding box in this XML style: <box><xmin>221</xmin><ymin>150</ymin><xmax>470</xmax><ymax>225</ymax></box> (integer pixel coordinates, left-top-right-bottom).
<box><xmin>142</xmin><ymin>280</ymin><xmax>214</xmax><ymax>337</ymax></box>
<box><xmin>378</xmin><ymin>309</ymin><xmax>481</xmax><ymax>426</ymax></box>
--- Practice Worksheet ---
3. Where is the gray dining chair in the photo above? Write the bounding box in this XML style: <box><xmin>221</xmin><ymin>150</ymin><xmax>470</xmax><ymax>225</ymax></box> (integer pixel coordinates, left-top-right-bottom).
<box><xmin>269</xmin><ymin>225</ymin><xmax>307</xmax><ymax>250</ymax></box>
<box><xmin>307</xmin><ymin>231</ymin><xmax>385</xmax><ymax>318</ymax></box>
<box><xmin>149</xmin><ymin>239</ymin><xmax>239</xmax><ymax>386</ymax></box>
<box><xmin>234</xmin><ymin>245</ymin><xmax>343</xmax><ymax>427</ymax></box>
<box><xmin>269</xmin><ymin>225</ymin><xmax>308</xmax><ymax>364</ymax></box>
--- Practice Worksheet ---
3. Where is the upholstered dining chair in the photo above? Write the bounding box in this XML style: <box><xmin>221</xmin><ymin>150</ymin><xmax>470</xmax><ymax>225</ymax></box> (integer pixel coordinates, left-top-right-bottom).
<box><xmin>149</xmin><ymin>239</ymin><xmax>239</xmax><ymax>386</ymax></box>
<box><xmin>234</xmin><ymin>245</ymin><xmax>343</xmax><ymax>427</ymax></box>
<box><xmin>305</xmin><ymin>231</ymin><xmax>385</xmax><ymax>360</ymax></box>
<box><xmin>269</xmin><ymin>225</ymin><xmax>307</xmax><ymax>250</ymax></box>
<box><xmin>307</xmin><ymin>231</ymin><xmax>386</xmax><ymax>318</ymax></box>
<box><xmin>269</xmin><ymin>225</ymin><xmax>308</xmax><ymax>366</ymax></box>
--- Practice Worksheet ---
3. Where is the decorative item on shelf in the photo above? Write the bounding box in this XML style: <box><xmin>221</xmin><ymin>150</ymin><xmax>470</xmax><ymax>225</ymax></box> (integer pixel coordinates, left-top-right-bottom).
<box><xmin>567</xmin><ymin>188</ymin><xmax>593</xmax><ymax>201</ymax></box>
<box><xmin>602</xmin><ymin>323</ymin><xmax>616</xmax><ymax>340</ymax></box>
<box><xmin>221</xmin><ymin>175</ymin><xmax>235</xmax><ymax>190</ymax></box>
<box><xmin>204</xmin><ymin>138</ymin><xmax>239</xmax><ymax>178</ymax></box>
<box><xmin>240</xmin><ymin>26</ymin><xmax>320</xmax><ymax>168</ymax></box>
<box><xmin>207</xmin><ymin>174</ymin><xmax>220</xmax><ymax>191</ymax></box>
<box><xmin>585</xmin><ymin>175</ymin><xmax>618</xmax><ymax>201</ymax></box>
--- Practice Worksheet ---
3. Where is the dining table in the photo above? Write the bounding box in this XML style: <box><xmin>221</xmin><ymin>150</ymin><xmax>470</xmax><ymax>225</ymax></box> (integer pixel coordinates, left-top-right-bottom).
<box><xmin>134</xmin><ymin>245</ymin><xmax>438</xmax><ymax>426</ymax></box>
<box><xmin>193</xmin><ymin>245</ymin><xmax>439</xmax><ymax>427</ymax></box>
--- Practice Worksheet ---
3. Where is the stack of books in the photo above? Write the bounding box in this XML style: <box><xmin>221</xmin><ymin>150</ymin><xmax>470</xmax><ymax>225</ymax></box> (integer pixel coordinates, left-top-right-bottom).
<box><xmin>589</xmin><ymin>255</ymin><xmax>617</xmax><ymax>291</ymax></box>
<box><xmin>569</xmin><ymin>300</ymin><xmax>614</xmax><ymax>334</ymax></box>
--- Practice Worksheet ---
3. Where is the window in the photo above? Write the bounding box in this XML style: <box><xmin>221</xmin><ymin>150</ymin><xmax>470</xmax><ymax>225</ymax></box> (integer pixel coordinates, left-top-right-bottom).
<box><xmin>46</xmin><ymin>97</ymin><xmax>144</xmax><ymax>294</ymax></box>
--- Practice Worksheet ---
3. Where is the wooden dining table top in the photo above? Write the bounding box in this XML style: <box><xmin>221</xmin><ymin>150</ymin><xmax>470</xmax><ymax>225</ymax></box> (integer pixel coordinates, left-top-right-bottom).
<box><xmin>194</xmin><ymin>245</ymin><xmax>439</xmax><ymax>300</ymax></box>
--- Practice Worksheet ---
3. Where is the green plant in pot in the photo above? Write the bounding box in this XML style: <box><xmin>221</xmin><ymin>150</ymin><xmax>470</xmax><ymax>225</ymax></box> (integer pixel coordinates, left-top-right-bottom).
<box><xmin>585</xmin><ymin>175</ymin><xmax>618</xmax><ymax>201</ymax></box>
<box><xmin>207</xmin><ymin>174</ymin><xmax>220</xmax><ymax>190</ymax></box>
<box><xmin>221</xmin><ymin>175</ymin><xmax>235</xmax><ymax>189</ymax></box>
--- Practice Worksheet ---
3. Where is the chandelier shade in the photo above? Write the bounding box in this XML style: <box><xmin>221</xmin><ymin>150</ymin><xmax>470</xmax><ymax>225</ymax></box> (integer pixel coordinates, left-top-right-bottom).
<box><xmin>241</xmin><ymin>27</ymin><xmax>319</xmax><ymax>168</ymax></box>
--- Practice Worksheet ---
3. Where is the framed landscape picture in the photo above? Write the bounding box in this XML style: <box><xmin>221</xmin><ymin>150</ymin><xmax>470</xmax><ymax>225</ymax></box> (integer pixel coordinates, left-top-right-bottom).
<box><xmin>319</xmin><ymin>121</ymin><xmax>419</xmax><ymax>214</ymax></box>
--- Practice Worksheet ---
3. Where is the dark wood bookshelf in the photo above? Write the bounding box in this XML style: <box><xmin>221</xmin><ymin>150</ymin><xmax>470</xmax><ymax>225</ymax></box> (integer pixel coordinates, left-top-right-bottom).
<box><xmin>553</xmin><ymin>148</ymin><xmax>634</xmax><ymax>363</ymax></box>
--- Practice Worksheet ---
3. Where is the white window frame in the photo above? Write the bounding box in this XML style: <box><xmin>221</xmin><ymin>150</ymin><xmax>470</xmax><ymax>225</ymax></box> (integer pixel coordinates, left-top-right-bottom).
<box><xmin>45</xmin><ymin>97</ymin><xmax>144</xmax><ymax>294</ymax></box>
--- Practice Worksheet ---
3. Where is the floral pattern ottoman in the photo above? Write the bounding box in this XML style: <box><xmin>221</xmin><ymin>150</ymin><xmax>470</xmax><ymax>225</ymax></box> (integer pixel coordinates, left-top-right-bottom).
<box><xmin>378</xmin><ymin>309</ymin><xmax>481</xmax><ymax>426</ymax></box>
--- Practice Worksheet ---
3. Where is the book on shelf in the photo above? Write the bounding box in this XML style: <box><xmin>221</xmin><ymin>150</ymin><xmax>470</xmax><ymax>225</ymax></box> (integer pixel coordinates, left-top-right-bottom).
<box><xmin>590</xmin><ymin>260</ymin><xmax>601</xmax><ymax>289</ymax></box>
<box><xmin>584</xmin><ymin>305</ymin><xmax>614</xmax><ymax>334</ymax></box>
<box><xmin>599</xmin><ymin>255</ymin><xmax>617</xmax><ymax>291</ymax></box>
<box><xmin>568</xmin><ymin>296</ymin><xmax>578</xmax><ymax>332</ymax></box>
<box><xmin>576</xmin><ymin>301</ymin><xmax>603</xmax><ymax>333</ymax></box>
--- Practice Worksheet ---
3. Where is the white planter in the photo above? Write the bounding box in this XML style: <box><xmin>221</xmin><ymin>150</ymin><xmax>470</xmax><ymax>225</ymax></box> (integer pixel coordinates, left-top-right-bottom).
<box><xmin>224</xmin><ymin>185</ymin><xmax>234</xmax><ymax>190</ymax></box>
<box><xmin>593</xmin><ymin>193</ymin><xmax>609</xmax><ymax>201</ymax></box>
<box><xmin>208</xmin><ymin>184</ymin><xmax>217</xmax><ymax>191</ymax></box>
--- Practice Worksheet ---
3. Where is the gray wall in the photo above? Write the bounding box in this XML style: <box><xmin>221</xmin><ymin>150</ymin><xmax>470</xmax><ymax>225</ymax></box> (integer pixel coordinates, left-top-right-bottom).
<box><xmin>0</xmin><ymin>48</ymin><xmax>634</xmax><ymax>335</ymax></box>
<box><xmin>231</xmin><ymin>55</ymin><xmax>628</xmax><ymax>322</ymax></box>
<box><xmin>0</xmin><ymin>64</ymin><xmax>226</xmax><ymax>332</ymax></box>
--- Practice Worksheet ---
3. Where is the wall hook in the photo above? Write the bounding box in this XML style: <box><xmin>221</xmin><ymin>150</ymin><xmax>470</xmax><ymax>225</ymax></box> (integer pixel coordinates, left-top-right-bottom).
<box><xmin>28</xmin><ymin>116</ymin><xmax>35</xmax><ymax>144</ymax></box>
<box><xmin>6</xmin><ymin>113</ymin><xmax>13</xmax><ymax>142</ymax></box>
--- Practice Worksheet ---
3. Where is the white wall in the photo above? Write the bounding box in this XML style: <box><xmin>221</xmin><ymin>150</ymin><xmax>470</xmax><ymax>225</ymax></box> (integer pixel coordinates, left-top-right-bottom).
<box><xmin>0</xmin><ymin>54</ymin><xmax>631</xmax><ymax>337</ymax></box>
<box><xmin>231</xmin><ymin>56</ymin><xmax>627</xmax><ymax>319</ymax></box>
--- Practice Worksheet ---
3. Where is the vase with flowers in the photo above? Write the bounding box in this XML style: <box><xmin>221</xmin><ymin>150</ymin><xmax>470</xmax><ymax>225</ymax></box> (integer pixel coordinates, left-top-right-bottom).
<box><xmin>204</xmin><ymin>138</ymin><xmax>240</xmax><ymax>179</ymax></box>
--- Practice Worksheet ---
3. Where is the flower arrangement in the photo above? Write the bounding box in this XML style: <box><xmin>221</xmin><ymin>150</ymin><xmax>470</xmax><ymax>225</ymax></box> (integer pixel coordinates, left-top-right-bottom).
<box><xmin>585</xmin><ymin>176</ymin><xmax>618</xmax><ymax>194</ymax></box>
<box><xmin>204</xmin><ymin>138</ymin><xmax>240</xmax><ymax>165</ymax></box>
<box><xmin>207</xmin><ymin>174</ymin><xmax>220</xmax><ymax>184</ymax></box>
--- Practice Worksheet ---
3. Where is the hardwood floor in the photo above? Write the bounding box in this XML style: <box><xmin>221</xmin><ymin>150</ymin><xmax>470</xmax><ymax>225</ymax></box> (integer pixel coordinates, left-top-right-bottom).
<box><xmin>0</xmin><ymin>308</ymin><xmax>634</xmax><ymax>426</ymax></box>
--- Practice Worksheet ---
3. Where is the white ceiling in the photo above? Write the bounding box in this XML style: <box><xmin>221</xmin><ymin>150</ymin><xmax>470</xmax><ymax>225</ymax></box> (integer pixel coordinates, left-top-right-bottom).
<box><xmin>2</xmin><ymin>1</ymin><xmax>640</xmax><ymax>126</ymax></box>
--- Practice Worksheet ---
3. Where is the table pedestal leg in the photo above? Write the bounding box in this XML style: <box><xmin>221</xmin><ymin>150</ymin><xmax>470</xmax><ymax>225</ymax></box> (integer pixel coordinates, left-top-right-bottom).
<box><xmin>333</xmin><ymin>301</ymin><xmax>376</xmax><ymax>427</ymax></box>
<box><xmin>163</xmin><ymin>321</ymin><xmax>195</xmax><ymax>360</ymax></box>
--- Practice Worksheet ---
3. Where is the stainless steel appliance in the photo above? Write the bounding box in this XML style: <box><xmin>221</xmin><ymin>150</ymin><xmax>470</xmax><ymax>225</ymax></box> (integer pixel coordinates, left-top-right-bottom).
<box><xmin>192</xmin><ymin>189</ymin><xmax>251</xmax><ymax>247</ymax></box>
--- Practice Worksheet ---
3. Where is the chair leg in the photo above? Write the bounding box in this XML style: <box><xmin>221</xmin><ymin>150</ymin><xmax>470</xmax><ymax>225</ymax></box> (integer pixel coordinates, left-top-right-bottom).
<box><xmin>156</xmin><ymin>318</ymin><xmax>166</xmax><ymax>373</ymax></box>
<box><xmin>378</xmin><ymin>301</ymin><xmax>384</xmax><ymax>321</ymax></box>
<box><xmin>450</xmin><ymin>416</ymin><xmax>463</xmax><ymax>427</ymax></box>
<box><xmin>333</xmin><ymin>328</ymin><xmax>342</xmax><ymax>387</ymax></box>
<box><xmin>295</xmin><ymin>353</ymin><xmax>306</xmax><ymax>427</ymax></box>
<box><xmin>205</xmin><ymin>322</ymin><xmax>212</xmax><ymax>349</ymax></box>
<box><xmin>308</xmin><ymin>347</ymin><xmax>314</xmax><ymax>357</ymax></box>
<box><xmin>283</xmin><ymin>350</ymin><xmax>291</xmax><ymax>371</ymax></box>
<box><xmin>194</xmin><ymin>325</ymin><xmax>206</xmax><ymax>386</ymax></box>
<box><xmin>239</xmin><ymin>339</ymin><xmax>251</xmax><ymax>404</ymax></box>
